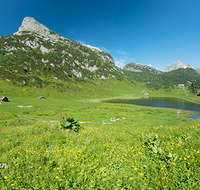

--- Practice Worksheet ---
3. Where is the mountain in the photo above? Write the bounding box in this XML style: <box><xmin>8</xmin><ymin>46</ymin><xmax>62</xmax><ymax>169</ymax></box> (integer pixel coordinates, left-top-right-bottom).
<box><xmin>123</xmin><ymin>61</ymin><xmax>199</xmax><ymax>87</ymax></box>
<box><xmin>163</xmin><ymin>60</ymin><xmax>200</xmax><ymax>73</ymax></box>
<box><xmin>123</xmin><ymin>62</ymin><xmax>162</xmax><ymax>74</ymax></box>
<box><xmin>0</xmin><ymin>17</ymin><xmax>199</xmax><ymax>92</ymax></box>
<box><xmin>123</xmin><ymin>60</ymin><xmax>200</xmax><ymax>74</ymax></box>
<box><xmin>0</xmin><ymin>17</ymin><xmax>124</xmax><ymax>87</ymax></box>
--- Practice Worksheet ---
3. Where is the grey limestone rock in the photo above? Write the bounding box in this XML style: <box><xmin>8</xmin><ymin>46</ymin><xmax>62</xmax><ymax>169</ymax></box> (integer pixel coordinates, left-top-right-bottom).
<box><xmin>163</xmin><ymin>60</ymin><xmax>195</xmax><ymax>72</ymax></box>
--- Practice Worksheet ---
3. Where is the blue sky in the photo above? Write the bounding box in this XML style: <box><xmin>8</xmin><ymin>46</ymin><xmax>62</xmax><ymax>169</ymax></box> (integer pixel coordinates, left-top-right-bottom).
<box><xmin>1</xmin><ymin>0</ymin><xmax>200</xmax><ymax>70</ymax></box>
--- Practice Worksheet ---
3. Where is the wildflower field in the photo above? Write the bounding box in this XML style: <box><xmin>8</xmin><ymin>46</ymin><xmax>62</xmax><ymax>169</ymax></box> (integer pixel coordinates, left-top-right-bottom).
<box><xmin>0</xmin><ymin>83</ymin><xmax>200</xmax><ymax>189</ymax></box>
<box><xmin>1</xmin><ymin>119</ymin><xmax>200</xmax><ymax>189</ymax></box>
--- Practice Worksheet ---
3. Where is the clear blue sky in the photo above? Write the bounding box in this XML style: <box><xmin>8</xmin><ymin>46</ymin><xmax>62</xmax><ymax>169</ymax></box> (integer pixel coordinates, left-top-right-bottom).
<box><xmin>1</xmin><ymin>0</ymin><xmax>200</xmax><ymax>70</ymax></box>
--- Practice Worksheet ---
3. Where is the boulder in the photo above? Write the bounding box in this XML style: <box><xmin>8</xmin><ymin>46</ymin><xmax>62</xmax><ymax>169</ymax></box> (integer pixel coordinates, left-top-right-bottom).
<box><xmin>38</xmin><ymin>96</ymin><xmax>46</xmax><ymax>100</ymax></box>
<box><xmin>1</xmin><ymin>96</ymin><xmax>10</xmax><ymax>102</ymax></box>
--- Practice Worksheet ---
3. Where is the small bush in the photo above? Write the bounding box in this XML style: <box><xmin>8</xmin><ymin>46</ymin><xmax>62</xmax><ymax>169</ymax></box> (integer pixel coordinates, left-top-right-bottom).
<box><xmin>59</xmin><ymin>112</ymin><xmax>80</xmax><ymax>132</ymax></box>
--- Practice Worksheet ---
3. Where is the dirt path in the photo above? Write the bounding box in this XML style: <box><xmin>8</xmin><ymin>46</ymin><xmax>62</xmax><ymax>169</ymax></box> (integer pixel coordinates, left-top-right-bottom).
<box><xmin>17</xmin><ymin>115</ymin><xmax>58</xmax><ymax>122</ymax></box>
<box><xmin>183</xmin><ymin>87</ymin><xmax>188</xmax><ymax>96</ymax></box>
<box><xmin>17</xmin><ymin>115</ymin><xmax>91</xmax><ymax>124</ymax></box>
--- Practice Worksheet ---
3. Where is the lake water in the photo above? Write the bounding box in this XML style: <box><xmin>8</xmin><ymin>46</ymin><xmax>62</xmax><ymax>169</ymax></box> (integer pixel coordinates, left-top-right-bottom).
<box><xmin>103</xmin><ymin>97</ymin><xmax>200</xmax><ymax>119</ymax></box>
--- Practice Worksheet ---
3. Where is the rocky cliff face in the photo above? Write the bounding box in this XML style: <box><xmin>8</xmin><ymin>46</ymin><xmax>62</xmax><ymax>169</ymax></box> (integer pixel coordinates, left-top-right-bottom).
<box><xmin>17</xmin><ymin>17</ymin><xmax>52</xmax><ymax>36</ymax></box>
<box><xmin>14</xmin><ymin>17</ymin><xmax>66</xmax><ymax>52</ymax></box>
<box><xmin>0</xmin><ymin>17</ymin><xmax>124</xmax><ymax>86</ymax></box>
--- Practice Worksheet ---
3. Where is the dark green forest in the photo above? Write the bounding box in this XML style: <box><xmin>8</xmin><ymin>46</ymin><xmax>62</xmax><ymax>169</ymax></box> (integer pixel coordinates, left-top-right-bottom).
<box><xmin>188</xmin><ymin>78</ymin><xmax>200</xmax><ymax>96</ymax></box>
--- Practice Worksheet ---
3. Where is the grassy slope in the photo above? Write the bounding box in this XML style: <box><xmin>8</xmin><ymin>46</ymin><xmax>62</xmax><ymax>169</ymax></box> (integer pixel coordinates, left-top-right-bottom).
<box><xmin>1</xmin><ymin>77</ymin><xmax>199</xmax><ymax>128</ymax></box>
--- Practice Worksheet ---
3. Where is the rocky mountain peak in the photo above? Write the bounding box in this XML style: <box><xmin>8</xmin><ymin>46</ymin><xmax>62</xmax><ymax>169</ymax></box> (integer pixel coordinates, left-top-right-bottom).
<box><xmin>163</xmin><ymin>60</ymin><xmax>193</xmax><ymax>72</ymax></box>
<box><xmin>170</xmin><ymin>60</ymin><xmax>184</xmax><ymax>67</ymax></box>
<box><xmin>16</xmin><ymin>17</ymin><xmax>49</xmax><ymax>34</ymax></box>
<box><xmin>14</xmin><ymin>17</ymin><xmax>62</xmax><ymax>43</ymax></box>
<box><xmin>148</xmin><ymin>64</ymin><xmax>153</xmax><ymax>67</ymax></box>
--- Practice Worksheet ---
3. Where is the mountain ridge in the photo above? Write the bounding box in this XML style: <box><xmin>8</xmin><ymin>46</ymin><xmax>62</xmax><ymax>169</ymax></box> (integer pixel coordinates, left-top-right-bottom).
<box><xmin>123</xmin><ymin>60</ymin><xmax>200</xmax><ymax>74</ymax></box>
<box><xmin>0</xmin><ymin>17</ymin><xmax>199</xmax><ymax>92</ymax></box>
<box><xmin>0</xmin><ymin>17</ymin><xmax>125</xmax><ymax>87</ymax></box>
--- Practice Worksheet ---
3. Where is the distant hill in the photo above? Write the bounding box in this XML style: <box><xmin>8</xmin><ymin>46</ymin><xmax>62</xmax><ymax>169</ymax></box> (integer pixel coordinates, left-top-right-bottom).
<box><xmin>0</xmin><ymin>17</ymin><xmax>124</xmax><ymax>88</ymax></box>
<box><xmin>123</xmin><ymin>61</ymin><xmax>200</xmax><ymax>87</ymax></box>
<box><xmin>123</xmin><ymin>62</ymin><xmax>162</xmax><ymax>74</ymax></box>
<box><xmin>123</xmin><ymin>60</ymin><xmax>200</xmax><ymax>74</ymax></box>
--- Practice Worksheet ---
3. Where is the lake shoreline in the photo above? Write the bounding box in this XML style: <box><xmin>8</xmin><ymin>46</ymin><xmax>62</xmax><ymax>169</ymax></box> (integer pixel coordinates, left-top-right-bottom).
<box><xmin>101</xmin><ymin>96</ymin><xmax>200</xmax><ymax>119</ymax></box>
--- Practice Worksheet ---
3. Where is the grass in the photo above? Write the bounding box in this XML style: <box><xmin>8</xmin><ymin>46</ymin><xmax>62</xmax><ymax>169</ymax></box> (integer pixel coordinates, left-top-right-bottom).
<box><xmin>0</xmin><ymin>95</ymin><xmax>197</xmax><ymax>129</ymax></box>
<box><xmin>0</xmin><ymin>78</ymin><xmax>200</xmax><ymax>189</ymax></box>
<box><xmin>0</xmin><ymin>121</ymin><xmax>199</xmax><ymax>189</ymax></box>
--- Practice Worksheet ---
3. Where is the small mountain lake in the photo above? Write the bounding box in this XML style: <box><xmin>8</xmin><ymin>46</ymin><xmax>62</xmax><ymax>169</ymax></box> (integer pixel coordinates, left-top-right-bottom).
<box><xmin>103</xmin><ymin>97</ymin><xmax>200</xmax><ymax>119</ymax></box>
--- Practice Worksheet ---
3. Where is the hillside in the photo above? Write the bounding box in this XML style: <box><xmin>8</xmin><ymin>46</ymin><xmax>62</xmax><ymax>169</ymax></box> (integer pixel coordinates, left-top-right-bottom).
<box><xmin>0</xmin><ymin>17</ymin><xmax>124</xmax><ymax>88</ymax></box>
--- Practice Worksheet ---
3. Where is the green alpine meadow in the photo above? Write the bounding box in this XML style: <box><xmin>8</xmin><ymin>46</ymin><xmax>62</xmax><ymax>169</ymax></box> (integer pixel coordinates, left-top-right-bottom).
<box><xmin>0</xmin><ymin>17</ymin><xmax>200</xmax><ymax>189</ymax></box>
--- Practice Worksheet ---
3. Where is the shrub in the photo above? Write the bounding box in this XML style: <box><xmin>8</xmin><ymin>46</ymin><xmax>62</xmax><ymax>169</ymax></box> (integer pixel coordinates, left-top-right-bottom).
<box><xmin>59</xmin><ymin>112</ymin><xmax>80</xmax><ymax>132</ymax></box>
